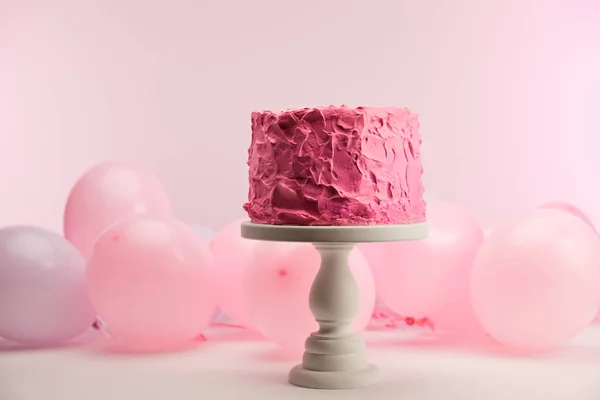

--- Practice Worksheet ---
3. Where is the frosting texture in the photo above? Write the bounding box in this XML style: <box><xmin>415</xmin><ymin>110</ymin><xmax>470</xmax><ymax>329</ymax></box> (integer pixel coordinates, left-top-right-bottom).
<box><xmin>243</xmin><ymin>105</ymin><xmax>426</xmax><ymax>226</ymax></box>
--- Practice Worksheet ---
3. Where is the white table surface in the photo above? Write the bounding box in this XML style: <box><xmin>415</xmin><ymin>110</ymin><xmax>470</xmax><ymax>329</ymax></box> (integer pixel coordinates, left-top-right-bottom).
<box><xmin>1</xmin><ymin>325</ymin><xmax>600</xmax><ymax>400</ymax></box>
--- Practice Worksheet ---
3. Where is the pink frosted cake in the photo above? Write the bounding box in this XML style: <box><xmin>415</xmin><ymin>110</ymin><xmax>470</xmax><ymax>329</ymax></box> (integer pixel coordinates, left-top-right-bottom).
<box><xmin>243</xmin><ymin>105</ymin><xmax>426</xmax><ymax>226</ymax></box>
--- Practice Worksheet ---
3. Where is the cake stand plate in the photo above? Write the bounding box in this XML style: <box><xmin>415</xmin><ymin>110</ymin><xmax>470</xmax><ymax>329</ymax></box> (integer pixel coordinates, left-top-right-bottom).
<box><xmin>241</xmin><ymin>222</ymin><xmax>429</xmax><ymax>390</ymax></box>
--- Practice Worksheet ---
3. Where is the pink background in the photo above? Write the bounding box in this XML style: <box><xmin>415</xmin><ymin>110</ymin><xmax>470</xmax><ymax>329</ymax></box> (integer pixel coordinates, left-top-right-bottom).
<box><xmin>1</xmin><ymin>0</ymin><xmax>598</xmax><ymax>231</ymax></box>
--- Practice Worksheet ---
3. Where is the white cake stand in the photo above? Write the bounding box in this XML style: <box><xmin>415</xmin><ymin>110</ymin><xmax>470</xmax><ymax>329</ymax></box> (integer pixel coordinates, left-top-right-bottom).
<box><xmin>241</xmin><ymin>221</ymin><xmax>429</xmax><ymax>390</ymax></box>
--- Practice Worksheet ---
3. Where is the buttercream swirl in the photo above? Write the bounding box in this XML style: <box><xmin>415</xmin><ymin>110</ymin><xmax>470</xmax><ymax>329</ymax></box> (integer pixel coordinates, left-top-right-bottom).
<box><xmin>243</xmin><ymin>105</ymin><xmax>426</xmax><ymax>226</ymax></box>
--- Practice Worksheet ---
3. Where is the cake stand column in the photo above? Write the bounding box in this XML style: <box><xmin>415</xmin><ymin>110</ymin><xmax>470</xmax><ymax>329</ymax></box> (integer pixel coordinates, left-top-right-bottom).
<box><xmin>289</xmin><ymin>242</ymin><xmax>381</xmax><ymax>389</ymax></box>
<box><xmin>241</xmin><ymin>222</ymin><xmax>428</xmax><ymax>390</ymax></box>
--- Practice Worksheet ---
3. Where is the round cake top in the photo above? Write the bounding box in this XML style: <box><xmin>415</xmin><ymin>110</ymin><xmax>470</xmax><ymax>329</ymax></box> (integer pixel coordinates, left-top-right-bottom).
<box><xmin>256</xmin><ymin>104</ymin><xmax>408</xmax><ymax>115</ymax></box>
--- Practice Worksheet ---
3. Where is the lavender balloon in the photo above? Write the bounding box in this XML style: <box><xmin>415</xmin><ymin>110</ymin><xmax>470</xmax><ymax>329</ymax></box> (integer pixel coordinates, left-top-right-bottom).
<box><xmin>0</xmin><ymin>226</ymin><xmax>96</xmax><ymax>346</ymax></box>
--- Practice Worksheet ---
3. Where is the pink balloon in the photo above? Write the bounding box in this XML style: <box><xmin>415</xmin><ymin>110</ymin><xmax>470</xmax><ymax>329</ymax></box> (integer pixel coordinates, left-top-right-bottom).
<box><xmin>210</xmin><ymin>219</ymin><xmax>259</xmax><ymax>330</ymax></box>
<box><xmin>539</xmin><ymin>201</ymin><xmax>596</xmax><ymax>232</ymax></box>
<box><xmin>86</xmin><ymin>215</ymin><xmax>215</xmax><ymax>349</ymax></box>
<box><xmin>64</xmin><ymin>162</ymin><xmax>173</xmax><ymax>258</ymax></box>
<box><xmin>539</xmin><ymin>202</ymin><xmax>600</xmax><ymax>322</ymax></box>
<box><xmin>360</xmin><ymin>202</ymin><xmax>485</xmax><ymax>337</ymax></box>
<box><xmin>471</xmin><ymin>209</ymin><xmax>600</xmax><ymax>351</ymax></box>
<box><xmin>244</xmin><ymin>242</ymin><xmax>375</xmax><ymax>353</ymax></box>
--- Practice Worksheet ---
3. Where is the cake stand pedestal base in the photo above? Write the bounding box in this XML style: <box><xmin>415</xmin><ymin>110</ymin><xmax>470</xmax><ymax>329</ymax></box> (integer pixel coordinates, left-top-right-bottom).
<box><xmin>241</xmin><ymin>222</ymin><xmax>428</xmax><ymax>390</ymax></box>
<box><xmin>289</xmin><ymin>363</ymin><xmax>381</xmax><ymax>390</ymax></box>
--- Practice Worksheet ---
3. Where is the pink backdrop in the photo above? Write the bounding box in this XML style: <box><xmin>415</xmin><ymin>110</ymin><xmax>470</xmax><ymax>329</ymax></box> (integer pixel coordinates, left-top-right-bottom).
<box><xmin>1</xmin><ymin>0</ymin><xmax>598</xmax><ymax>231</ymax></box>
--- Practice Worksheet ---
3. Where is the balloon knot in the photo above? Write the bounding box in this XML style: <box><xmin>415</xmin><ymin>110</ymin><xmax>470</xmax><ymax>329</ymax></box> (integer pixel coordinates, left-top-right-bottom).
<box><xmin>196</xmin><ymin>333</ymin><xmax>207</xmax><ymax>342</ymax></box>
<box><xmin>417</xmin><ymin>317</ymin><xmax>435</xmax><ymax>330</ymax></box>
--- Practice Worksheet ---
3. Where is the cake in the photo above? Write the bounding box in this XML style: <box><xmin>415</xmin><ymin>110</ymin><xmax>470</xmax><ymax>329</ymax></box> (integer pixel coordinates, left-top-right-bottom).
<box><xmin>243</xmin><ymin>105</ymin><xmax>426</xmax><ymax>226</ymax></box>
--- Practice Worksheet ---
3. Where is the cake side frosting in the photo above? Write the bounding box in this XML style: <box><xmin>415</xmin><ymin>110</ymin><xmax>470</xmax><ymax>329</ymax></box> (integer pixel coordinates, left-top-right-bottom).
<box><xmin>243</xmin><ymin>105</ymin><xmax>426</xmax><ymax>225</ymax></box>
